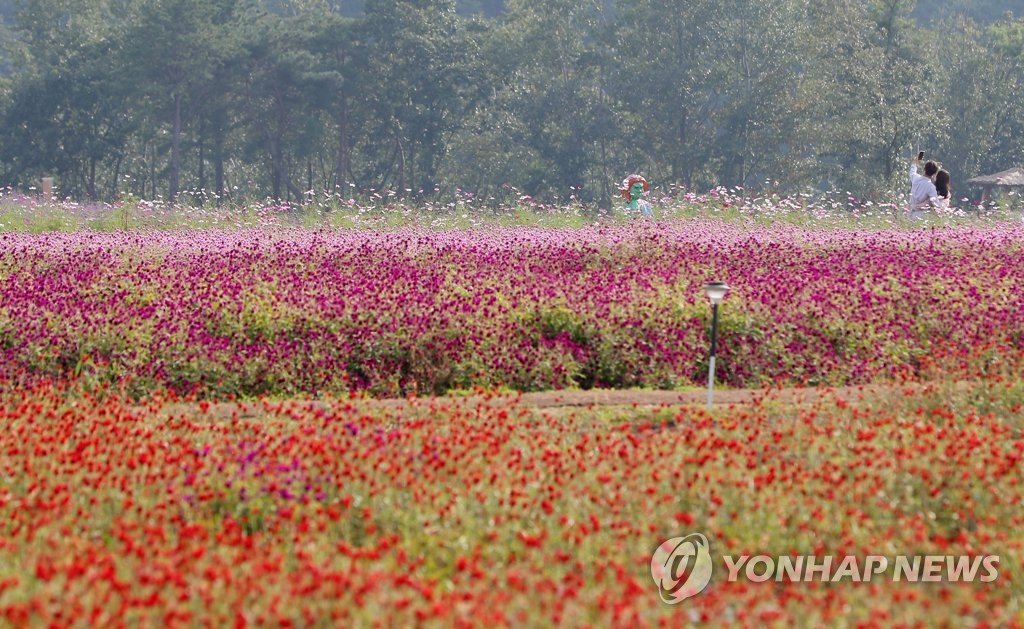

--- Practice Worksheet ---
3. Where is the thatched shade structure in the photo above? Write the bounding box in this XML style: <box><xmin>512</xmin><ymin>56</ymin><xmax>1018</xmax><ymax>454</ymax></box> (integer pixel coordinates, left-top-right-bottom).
<box><xmin>966</xmin><ymin>167</ymin><xmax>1024</xmax><ymax>204</ymax></box>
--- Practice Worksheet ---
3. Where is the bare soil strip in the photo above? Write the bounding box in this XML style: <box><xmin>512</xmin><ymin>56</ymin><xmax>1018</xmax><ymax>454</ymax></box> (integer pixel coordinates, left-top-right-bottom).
<box><xmin>153</xmin><ymin>381</ymin><xmax>963</xmax><ymax>422</ymax></box>
<box><xmin>511</xmin><ymin>381</ymin><xmax>965</xmax><ymax>408</ymax></box>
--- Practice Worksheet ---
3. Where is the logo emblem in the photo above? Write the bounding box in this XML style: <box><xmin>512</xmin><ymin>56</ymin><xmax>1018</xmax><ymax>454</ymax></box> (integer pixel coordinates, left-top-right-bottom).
<box><xmin>651</xmin><ymin>533</ymin><xmax>713</xmax><ymax>604</ymax></box>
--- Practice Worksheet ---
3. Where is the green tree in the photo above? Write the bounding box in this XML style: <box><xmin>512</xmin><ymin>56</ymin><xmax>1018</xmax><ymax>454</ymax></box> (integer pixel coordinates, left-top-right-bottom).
<box><xmin>118</xmin><ymin>0</ymin><xmax>248</xmax><ymax>201</ymax></box>
<box><xmin>790</xmin><ymin>0</ymin><xmax>936</xmax><ymax>195</ymax></box>
<box><xmin>454</xmin><ymin>0</ymin><xmax>611</xmax><ymax>202</ymax></box>
<box><xmin>931</xmin><ymin>18</ymin><xmax>1002</xmax><ymax>193</ymax></box>
<box><xmin>358</xmin><ymin>0</ymin><xmax>477</xmax><ymax>195</ymax></box>
<box><xmin>0</xmin><ymin>0</ymin><xmax>135</xmax><ymax>197</ymax></box>
<box><xmin>707</xmin><ymin>0</ymin><xmax>811</xmax><ymax>189</ymax></box>
<box><xmin>980</xmin><ymin>17</ymin><xmax>1024</xmax><ymax>174</ymax></box>
<box><xmin>609</xmin><ymin>0</ymin><xmax>716</xmax><ymax>190</ymax></box>
<box><xmin>297</xmin><ymin>3</ymin><xmax>369</xmax><ymax>193</ymax></box>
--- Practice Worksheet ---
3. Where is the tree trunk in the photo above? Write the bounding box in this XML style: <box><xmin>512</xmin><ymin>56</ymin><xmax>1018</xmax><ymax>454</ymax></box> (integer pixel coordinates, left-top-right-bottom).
<box><xmin>109</xmin><ymin>153</ymin><xmax>123</xmax><ymax>199</ymax></box>
<box><xmin>271</xmin><ymin>135</ymin><xmax>283</xmax><ymax>201</ymax></box>
<box><xmin>397</xmin><ymin>138</ymin><xmax>406</xmax><ymax>194</ymax></box>
<box><xmin>88</xmin><ymin>158</ymin><xmax>97</xmax><ymax>200</ymax></box>
<box><xmin>214</xmin><ymin>135</ymin><xmax>226</xmax><ymax>205</ymax></box>
<box><xmin>197</xmin><ymin>135</ymin><xmax>206</xmax><ymax>203</ymax></box>
<box><xmin>150</xmin><ymin>143</ymin><xmax>157</xmax><ymax>200</ymax></box>
<box><xmin>169</xmin><ymin>93</ymin><xmax>182</xmax><ymax>201</ymax></box>
<box><xmin>335</xmin><ymin>99</ymin><xmax>350</xmax><ymax>192</ymax></box>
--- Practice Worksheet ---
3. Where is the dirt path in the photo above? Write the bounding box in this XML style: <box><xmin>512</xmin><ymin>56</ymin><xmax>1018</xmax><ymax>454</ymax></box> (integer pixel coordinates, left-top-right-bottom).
<box><xmin>513</xmin><ymin>381</ymin><xmax>972</xmax><ymax>409</ymax></box>
<box><xmin>161</xmin><ymin>381</ymin><xmax>952</xmax><ymax>422</ymax></box>
<box><xmin>514</xmin><ymin>384</ymin><xmax>873</xmax><ymax>408</ymax></box>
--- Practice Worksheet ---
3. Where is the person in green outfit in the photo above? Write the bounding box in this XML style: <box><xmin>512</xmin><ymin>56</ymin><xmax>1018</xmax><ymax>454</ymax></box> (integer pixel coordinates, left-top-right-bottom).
<box><xmin>620</xmin><ymin>174</ymin><xmax>652</xmax><ymax>218</ymax></box>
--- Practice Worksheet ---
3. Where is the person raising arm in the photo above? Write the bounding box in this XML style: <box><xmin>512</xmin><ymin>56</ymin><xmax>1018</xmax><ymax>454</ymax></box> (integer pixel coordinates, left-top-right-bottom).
<box><xmin>909</xmin><ymin>155</ymin><xmax>939</xmax><ymax>219</ymax></box>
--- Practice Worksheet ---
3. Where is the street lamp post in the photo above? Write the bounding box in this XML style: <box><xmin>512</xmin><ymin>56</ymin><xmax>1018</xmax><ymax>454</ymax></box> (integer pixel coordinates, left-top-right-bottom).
<box><xmin>703</xmin><ymin>282</ymin><xmax>730</xmax><ymax>410</ymax></box>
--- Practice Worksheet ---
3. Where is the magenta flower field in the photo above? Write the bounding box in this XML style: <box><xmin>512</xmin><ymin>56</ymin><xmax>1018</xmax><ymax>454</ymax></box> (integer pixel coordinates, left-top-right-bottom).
<box><xmin>2</xmin><ymin>221</ymin><xmax>1023</xmax><ymax>398</ymax></box>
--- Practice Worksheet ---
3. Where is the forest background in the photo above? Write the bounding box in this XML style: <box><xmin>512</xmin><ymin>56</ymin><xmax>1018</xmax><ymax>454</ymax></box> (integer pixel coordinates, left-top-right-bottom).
<box><xmin>0</xmin><ymin>0</ymin><xmax>1020</xmax><ymax>208</ymax></box>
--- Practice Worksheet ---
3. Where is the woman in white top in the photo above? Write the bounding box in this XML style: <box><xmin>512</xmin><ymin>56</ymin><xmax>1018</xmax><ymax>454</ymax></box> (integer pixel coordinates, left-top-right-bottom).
<box><xmin>908</xmin><ymin>156</ymin><xmax>939</xmax><ymax>219</ymax></box>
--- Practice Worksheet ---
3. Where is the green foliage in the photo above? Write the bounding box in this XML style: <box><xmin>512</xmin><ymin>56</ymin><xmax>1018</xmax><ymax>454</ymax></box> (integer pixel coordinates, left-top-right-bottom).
<box><xmin>0</xmin><ymin>0</ymin><xmax>1022</xmax><ymax>203</ymax></box>
<box><xmin>912</xmin><ymin>0</ymin><xmax>1021</xmax><ymax>26</ymax></box>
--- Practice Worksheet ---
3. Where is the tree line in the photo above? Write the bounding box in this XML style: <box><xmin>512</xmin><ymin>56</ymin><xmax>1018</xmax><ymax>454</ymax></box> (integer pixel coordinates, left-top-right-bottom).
<box><xmin>0</xmin><ymin>0</ymin><xmax>1021</xmax><ymax>207</ymax></box>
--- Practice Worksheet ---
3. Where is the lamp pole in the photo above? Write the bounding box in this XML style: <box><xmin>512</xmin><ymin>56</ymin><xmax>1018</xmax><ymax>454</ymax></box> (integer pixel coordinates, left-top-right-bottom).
<box><xmin>703</xmin><ymin>282</ymin><xmax>730</xmax><ymax>410</ymax></box>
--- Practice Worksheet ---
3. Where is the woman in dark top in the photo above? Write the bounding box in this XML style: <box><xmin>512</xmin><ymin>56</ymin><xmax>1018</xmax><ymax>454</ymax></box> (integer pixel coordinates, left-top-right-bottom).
<box><xmin>934</xmin><ymin>169</ymin><xmax>951</xmax><ymax>209</ymax></box>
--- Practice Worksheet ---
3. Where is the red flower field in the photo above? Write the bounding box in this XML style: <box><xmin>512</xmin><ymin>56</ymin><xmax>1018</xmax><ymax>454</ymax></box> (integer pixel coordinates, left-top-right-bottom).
<box><xmin>1</xmin><ymin>379</ymin><xmax>1022</xmax><ymax>626</ymax></box>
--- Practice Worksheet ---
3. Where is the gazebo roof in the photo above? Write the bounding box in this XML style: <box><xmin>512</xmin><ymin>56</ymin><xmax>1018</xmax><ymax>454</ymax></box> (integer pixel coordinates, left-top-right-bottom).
<box><xmin>966</xmin><ymin>167</ymin><xmax>1024</xmax><ymax>187</ymax></box>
